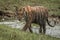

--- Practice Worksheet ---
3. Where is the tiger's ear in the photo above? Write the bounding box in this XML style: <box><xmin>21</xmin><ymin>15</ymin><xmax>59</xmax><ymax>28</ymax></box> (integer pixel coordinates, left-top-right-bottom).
<box><xmin>23</xmin><ymin>7</ymin><xmax>25</xmax><ymax>11</ymax></box>
<box><xmin>19</xmin><ymin>8</ymin><xmax>22</xmax><ymax>11</ymax></box>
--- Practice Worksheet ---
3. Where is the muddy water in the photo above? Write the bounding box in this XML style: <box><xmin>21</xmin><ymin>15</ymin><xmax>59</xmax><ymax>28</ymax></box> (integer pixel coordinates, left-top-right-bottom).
<box><xmin>0</xmin><ymin>20</ymin><xmax>60</xmax><ymax>38</ymax></box>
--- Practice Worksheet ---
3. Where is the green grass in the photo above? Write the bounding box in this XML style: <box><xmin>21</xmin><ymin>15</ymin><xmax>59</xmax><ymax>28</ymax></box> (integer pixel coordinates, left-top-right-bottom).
<box><xmin>0</xmin><ymin>24</ymin><xmax>60</xmax><ymax>40</ymax></box>
<box><xmin>0</xmin><ymin>0</ymin><xmax>60</xmax><ymax>15</ymax></box>
<box><xmin>0</xmin><ymin>0</ymin><xmax>60</xmax><ymax>40</ymax></box>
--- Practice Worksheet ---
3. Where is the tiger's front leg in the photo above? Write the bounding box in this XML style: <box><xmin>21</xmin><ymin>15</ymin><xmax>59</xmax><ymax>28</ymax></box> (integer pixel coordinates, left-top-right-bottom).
<box><xmin>22</xmin><ymin>15</ymin><xmax>33</xmax><ymax>33</ymax></box>
<box><xmin>22</xmin><ymin>21</ymin><xmax>33</xmax><ymax>33</ymax></box>
<box><xmin>22</xmin><ymin>22</ymin><xmax>29</xmax><ymax>31</ymax></box>
<box><xmin>29</xmin><ymin>23</ymin><xmax>33</xmax><ymax>33</ymax></box>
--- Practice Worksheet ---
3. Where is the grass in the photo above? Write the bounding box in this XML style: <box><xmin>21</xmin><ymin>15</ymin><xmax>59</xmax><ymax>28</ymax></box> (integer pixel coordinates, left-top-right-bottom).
<box><xmin>0</xmin><ymin>24</ymin><xmax>60</xmax><ymax>40</ymax></box>
<box><xmin>0</xmin><ymin>0</ymin><xmax>60</xmax><ymax>15</ymax></box>
<box><xmin>0</xmin><ymin>0</ymin><xmax>60</xmax><ymax>40</ymax></box>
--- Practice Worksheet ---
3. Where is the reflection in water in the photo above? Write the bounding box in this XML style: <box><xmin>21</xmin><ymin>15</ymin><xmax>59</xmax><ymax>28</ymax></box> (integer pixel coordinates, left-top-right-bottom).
<box><xmin>0</xmin><ymin>20</ymin><xmax>60</xmax><ymax>38</ymax></box>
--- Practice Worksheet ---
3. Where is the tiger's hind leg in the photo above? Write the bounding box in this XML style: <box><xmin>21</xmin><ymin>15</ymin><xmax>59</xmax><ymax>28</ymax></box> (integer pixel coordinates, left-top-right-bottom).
<box><xmin>39</xmin><ymin>20</ymin><xmax>46</xmax><ymax>34</ymax></box>
<box><xmin>42</xmin><ymin>24</ymin><xmax>46</xmax><ymax>34</ymax></box>
<box><xmin>39</xmin><ymin>24</ymin><xmax>46</xmax><ymax>34</ymax></box>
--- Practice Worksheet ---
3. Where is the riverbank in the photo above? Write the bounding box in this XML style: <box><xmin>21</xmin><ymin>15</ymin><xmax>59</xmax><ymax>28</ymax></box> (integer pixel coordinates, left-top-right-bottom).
<box><xmin>0</xmin><ymin>20</ymin><xmax>60</xmax><ymax>38</ymax></box>
<box><xmin>0</xmin><ymin>24</ymin><xmax>60</xmax><ymax>40</ymax></box>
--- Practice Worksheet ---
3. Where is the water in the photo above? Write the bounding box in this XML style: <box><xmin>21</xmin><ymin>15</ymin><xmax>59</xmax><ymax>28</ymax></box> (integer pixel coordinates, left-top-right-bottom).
<box><xmin>0</xmin><ymin>20</ymin><xmax>60</xmax><ymax>38</ymax></box>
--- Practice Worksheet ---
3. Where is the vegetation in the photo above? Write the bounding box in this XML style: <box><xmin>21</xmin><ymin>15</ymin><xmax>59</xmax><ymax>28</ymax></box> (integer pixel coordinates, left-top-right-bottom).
<box><xmin>0</xmin><ymin>0</ymin><xmax>60</xmax><ymax>40</ymax></box>
<box><xmin>0</xmin><ymin>24</ymin><xmax>60</xmax><ymax>40</ymax></box>
<box><xmin>0</xmin><ymin>0</ymin><xmax>60</xmax><ymax>15</ymax></box>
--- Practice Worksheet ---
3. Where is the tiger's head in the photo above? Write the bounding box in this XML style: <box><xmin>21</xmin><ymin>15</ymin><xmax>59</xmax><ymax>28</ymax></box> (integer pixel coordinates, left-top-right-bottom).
<box><xmin>15</xmin><ymin>5</ymin><xmax>31</xmax><ymax>21</ymax></box>
<box><xmin>15</xmin><ymin>7</ymin><xmax>26</xmax><ymax>21</ymax></box>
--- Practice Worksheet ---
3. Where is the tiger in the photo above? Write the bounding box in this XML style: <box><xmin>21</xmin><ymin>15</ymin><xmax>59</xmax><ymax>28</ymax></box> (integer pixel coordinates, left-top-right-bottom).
<box><xmin>14</xmin><ymin>5</ymin><xmax>55</xmax><ymax>34</ymax></box>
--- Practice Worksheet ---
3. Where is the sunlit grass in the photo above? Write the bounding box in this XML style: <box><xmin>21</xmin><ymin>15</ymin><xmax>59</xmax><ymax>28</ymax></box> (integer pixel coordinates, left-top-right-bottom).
<box><xmin>0</xmin><ymin>24</ymin><xmax>60</xmax><ymax>40</ymax></box>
